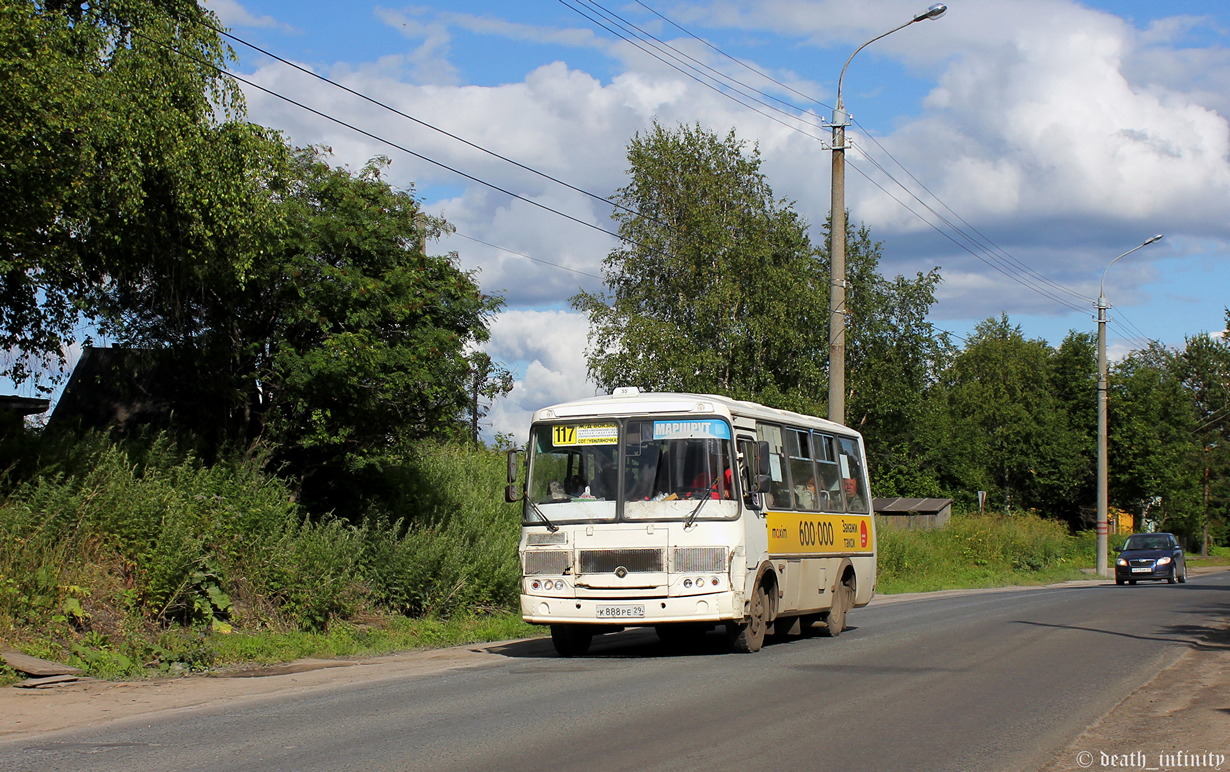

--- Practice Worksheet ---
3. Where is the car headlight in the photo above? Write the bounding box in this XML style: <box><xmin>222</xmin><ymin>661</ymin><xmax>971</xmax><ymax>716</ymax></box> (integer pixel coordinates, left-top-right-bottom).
<box><xmin>1156</xmin><ymin>556</ymin><xmax>1172</xmax><ymax>566</ymax></box>
<box><xmin>1116</xmin><ymin>557</ymin><xmax>1127</xmax><ymax>566</ymax></box>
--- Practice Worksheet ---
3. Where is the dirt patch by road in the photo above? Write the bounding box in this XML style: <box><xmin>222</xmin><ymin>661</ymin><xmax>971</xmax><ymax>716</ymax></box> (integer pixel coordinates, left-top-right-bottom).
<box><xmin>0</xmin><ymin>644</ymin><xmax>515</xmax><ymax>740</ymax></box>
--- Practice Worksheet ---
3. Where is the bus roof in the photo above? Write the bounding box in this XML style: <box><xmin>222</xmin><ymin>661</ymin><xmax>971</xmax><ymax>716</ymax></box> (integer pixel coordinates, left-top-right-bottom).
<box><xmin>530</xmin><ymin>389</ymin><xmax>859</xmax><ymax>437</ymax></box>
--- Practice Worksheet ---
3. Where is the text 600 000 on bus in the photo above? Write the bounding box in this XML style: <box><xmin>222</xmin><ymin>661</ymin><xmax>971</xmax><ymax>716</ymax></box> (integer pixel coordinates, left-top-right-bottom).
<box><xmin>504</xmin><ymin>388</ymin><xmax>876</xmax><ymax>657</ymax></box>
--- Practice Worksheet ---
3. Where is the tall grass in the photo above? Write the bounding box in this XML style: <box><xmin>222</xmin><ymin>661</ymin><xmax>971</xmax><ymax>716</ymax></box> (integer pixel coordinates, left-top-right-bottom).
<box><xmin>0</xmin><ymin>433</ymin><xmax>523</xmax><ymax>677</ymax></box>
<box><xmin>876</xmin><ymin>513</ymin><xmax>1091</xmax><ymax>594</ymax></box>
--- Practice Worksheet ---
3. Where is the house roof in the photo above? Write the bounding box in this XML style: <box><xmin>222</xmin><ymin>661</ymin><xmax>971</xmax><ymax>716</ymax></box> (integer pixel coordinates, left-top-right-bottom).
<box><xmin>0</xmin><ymin>395</ymin><xmax>50</xmax><ymax>416</ymax></box>
<box><xmin>872</xmin><ymin>497</ymin><xmax>953</xmax><ymax>515</ymax></box>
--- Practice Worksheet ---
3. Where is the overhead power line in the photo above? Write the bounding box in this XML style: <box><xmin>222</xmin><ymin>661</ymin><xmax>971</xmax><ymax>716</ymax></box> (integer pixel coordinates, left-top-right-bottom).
<box><xmin>204</xmin><ymin>20</ymin><xmax>653</xmax><ymax>226</ymax></box>
<box><xmin>611</xmin><ymin>0</ymin><xmax>1108</xmax><ymax>321</ymax></box>
<box><xmin>129</xmin><ymin>27</ymin><xmax>639</xmax><ymax>249</ymax></box>
<box><xmin>180</xmin><ymin>8</ymin><xmax>1147</xmax><ymax>349</ymax></box>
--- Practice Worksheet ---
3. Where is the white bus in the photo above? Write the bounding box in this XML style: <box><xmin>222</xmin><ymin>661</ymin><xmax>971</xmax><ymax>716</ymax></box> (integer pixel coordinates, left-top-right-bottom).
<box><xmin>505</xmin><ymin>388</ymin><xmax>876</xmax><ymax>656</ymax></box>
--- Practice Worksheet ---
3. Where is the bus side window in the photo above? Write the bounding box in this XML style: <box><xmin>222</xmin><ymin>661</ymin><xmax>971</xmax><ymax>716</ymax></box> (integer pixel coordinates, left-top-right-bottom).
<box><xmin>837</xmin><ymin>437</ymin><xmax>870</xmax><ymax>513</ymax></box>
<box><xmin>814</xmin><ymin>434</ymin><xmax>842</xmax><ymax>512</ymax></box>
<box><xmin>756</xmin><ymin>423</ymin><xmax>790</xmax><ymax>509</ymax></box>
<box><xmin>785</xmin><ymin>428</ymin><xmax>818</xmax><ymax>512</ymax></box>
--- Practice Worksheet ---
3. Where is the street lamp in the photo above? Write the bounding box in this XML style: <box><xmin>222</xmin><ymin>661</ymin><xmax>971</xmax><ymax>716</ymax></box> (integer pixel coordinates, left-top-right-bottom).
<box><xmin>1095</xmin><ymin>233</ymin><xmax>1163</xmax><ymax>577</ymax></box>
<box><xmin>828</xmin><ymin>4</ymin><xmax>947</xmax><ymax>425</ymax></box>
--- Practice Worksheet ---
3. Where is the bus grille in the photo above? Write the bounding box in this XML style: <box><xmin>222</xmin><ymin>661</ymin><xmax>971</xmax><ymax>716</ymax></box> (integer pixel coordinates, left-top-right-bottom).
<box><xmin>673</xmin><ymin>547</ymin><xmax>727</xmax><ymax>573</ymax></box>
<box><xmin>579</xmin><ymin>549</ymin><xmax>664</xmax><ymax>574</ymax></box>
<box><xmin>523</xmin><ymin>551</ymin><xmax>570</xmax><ymax>575</ymax></box>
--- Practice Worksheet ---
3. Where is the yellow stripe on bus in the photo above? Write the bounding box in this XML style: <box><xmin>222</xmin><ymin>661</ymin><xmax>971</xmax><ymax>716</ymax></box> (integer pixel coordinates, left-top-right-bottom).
<box><xmin>765</xmin><ymin>511</ymin><xmax>875</xmax><ymax>555</ymax></box>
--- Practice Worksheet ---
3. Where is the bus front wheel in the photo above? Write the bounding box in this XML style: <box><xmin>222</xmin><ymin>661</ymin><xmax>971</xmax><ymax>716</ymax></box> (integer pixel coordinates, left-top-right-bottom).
<box><xmin>727</xmin><ymin>584</ymin><xmax>768</xmax><ymax>653</ymax></box>
<box><xmin>551</xmin><ymin>624</ymin><xmax>593</xmax><ymax>657</ymax></box>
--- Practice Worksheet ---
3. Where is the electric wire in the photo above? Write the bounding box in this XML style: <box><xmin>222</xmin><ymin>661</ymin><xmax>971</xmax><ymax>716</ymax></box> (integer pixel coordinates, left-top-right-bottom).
<box><xmin>198</xmin><ymin>9</ymin><xmax>1152</xmax><ymax>351</ymax></box>
<box><xmin>555</xmin><ymin>0</ymin><xmax>829</xmax><ymax>142</ymax></box>
<box><xmin>574</xmin><ymin>0</ymin><xmax>824</xmax><ymax>123</ymax></box>
<box><xmin>621</xmin><ymin>1</ymin><xmax>1102</xmax><ymax>318</ymax></box>
<box><xmin>1110</xmin><ymin>307</ymin><xmax>1157</xmax><ymax>349</ymax></box>
<box><xmin>128</xmin><ymin>27</ymin><xmax>637</xmax><ymax>249</ymax></box>
<box><xmin>851</xmin><ymin>150</ymin><xmax>1090</xmax><ymax>313</ymax></box>
<box><xmin>205</xmin><ymin>21</ymin><xmax>654</xmax><ymax>226</ymax></box>
<box><xmin>842</xmin><ymin>159</ymin><xmax>1090</xmax><ymax>314</ymax></box>
<box><xmin>222</xmin><ymin>1</ymin><xmax>1096</xmax><ymax>328</ymax></box>
<box><xmin>851</xmin><ymin>120</ymin><xmax>1095</xmax><ymax>305</ymax></box>
<box><xmin>451</xmin><ymin>232</ymin><xmax>604</xmax><ymax>280</ymax></box>
<box><xmin>632</xmin><ymin>0</ymin><xmax>835</xmax><ymax>113</ymax></box>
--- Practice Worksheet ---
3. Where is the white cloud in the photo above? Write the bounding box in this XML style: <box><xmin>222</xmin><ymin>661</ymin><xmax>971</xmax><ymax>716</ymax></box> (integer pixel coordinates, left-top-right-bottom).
<box><xmin>204</xmin><ymin>0</ymin><xmax>296</xmax><ymax>33</ymax></box>
<box><xmin>480</xmin><ymin>310</ymin><xmax>599</xmax><ymax>440</ymax></box>
<box><xmin>229</xmin><ymin>0</ymin><xmax>1230</xmax><ymax>409</ymax></box>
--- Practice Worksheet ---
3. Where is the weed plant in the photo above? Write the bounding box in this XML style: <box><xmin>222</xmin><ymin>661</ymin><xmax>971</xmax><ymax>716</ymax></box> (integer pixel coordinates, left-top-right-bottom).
<box><xmin>0</xmin><ymin>432</ymin><xmax>525</xmax><ymax>679</ymax></box>
<box><xmin>877</xmin><ymin>513</ymin><xmax>1091</xmax><ymax>593</ymax></box>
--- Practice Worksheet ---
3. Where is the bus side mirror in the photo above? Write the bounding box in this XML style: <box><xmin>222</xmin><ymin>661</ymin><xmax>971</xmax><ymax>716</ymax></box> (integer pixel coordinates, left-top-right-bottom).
<box><xmin>505</xmin><ymin>449</ymin><xmax>523</xmax><ymax>503</ymax></box>
<box><xmin>756</xmin><ymin>441</ymin><xmax>771</xmax><ymax>477</ymax></box>
<box><xmin>753</xmin><ymin>474</ymin><xmax>771</xmax><ymax>494</ymax></box>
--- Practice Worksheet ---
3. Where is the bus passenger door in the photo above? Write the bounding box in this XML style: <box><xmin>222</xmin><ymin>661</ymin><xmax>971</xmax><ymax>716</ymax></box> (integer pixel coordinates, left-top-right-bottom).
<box><xmin>738</xmin><ymin>436</ymin><xmax>769</xmax><ymax>570</ymax></box>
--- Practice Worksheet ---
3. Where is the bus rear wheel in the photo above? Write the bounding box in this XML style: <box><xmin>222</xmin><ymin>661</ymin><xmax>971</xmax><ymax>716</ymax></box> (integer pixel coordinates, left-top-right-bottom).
<box><xmin>727</xmin><ymin>584</ymin><xmax>768</xmax><ymax>653</ymax></box>
<box><xmin>550</xmin><ymin>624</ymin><xmax>593</xmax><ymax>657</ymax></box>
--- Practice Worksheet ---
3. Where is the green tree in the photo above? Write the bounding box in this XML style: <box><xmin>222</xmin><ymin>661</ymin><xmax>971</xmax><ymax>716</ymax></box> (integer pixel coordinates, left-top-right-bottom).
<box><xmin>937</xmin><ymin>315</ymin><xmax>1084</xmax><ymax>517</ymax></box>
<box><xmin>1109</xmin><ymin>343</ymin><xmax>1202</xmax><ymax>539</ymax></box>
<box><xmin>1049</xmin><ymin>330</ymin><xmax>1098</xmax><ymax>516</ymax></box>
<box><xmin>98</xmin><ymin>145</ymin><xmax>505</xmax><ymax>513</ymax></box>
<box><xmin>1173</xmin><ymin>321</ymin><xmax>1230</xmax><ymax>548</ymax></box>
<box><xmin>838</xmin><ymin>222</ymin><xmax>949</xmax><ymax>494</ymax></box>
<box><xmin>0</xmin><ymin>0</ymin><xmax>242</xmax><ymax>386</ymax></box>
<box><xmin>572</xmin><ymin>122</ymin><xmax>826</xmax><ymax>412</ymax></box>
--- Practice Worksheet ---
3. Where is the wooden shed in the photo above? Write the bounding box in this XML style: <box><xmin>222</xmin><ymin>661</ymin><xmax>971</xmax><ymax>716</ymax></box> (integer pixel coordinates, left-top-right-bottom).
<box><xmin>873</xmin><ymin>497</ymin><xmax>953</xmax><ymax>530</ymax></box>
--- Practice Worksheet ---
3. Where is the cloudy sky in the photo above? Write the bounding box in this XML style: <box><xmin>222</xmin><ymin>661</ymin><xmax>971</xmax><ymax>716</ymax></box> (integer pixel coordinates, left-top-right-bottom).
<box><xmin>201</xmin><ymin>0</ymin><xmax>1230</xmax><ymax>439</ymax></box>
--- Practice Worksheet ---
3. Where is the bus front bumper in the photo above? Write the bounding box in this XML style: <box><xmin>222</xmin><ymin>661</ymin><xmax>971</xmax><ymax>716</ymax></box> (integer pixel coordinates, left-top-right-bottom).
<box><xmin>521</xmin><ymin>591</ymin><xmax>742</xmax><ymax>626</ymax></box>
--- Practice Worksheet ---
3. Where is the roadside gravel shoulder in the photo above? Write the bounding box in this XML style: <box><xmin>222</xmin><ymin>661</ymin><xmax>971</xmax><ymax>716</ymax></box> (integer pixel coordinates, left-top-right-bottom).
<box><xmin>1042</xmin><ymin>568</ymin><xmax>1230</xmax><ymax>771</ymax></box>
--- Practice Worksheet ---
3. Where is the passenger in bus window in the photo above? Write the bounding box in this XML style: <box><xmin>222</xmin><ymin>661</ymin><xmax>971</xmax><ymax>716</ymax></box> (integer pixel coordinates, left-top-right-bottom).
<box><xmin>843</xmin><ymin>478</ymin><xmax>867</xmax><ymax>512</ymax></box>
<box><xmin>564</xmin><ymin>474</ymin><xmax>587</xmax><ymax>497</ymax></box>
<box><xmin>693</xmin><ymin>462</ymin><xmax>728</xmax><ymax>496</ymax></box>
<box><xmin>587</xmin><ymin>447</ymin><xmax>618</xmax><ymax>500</ymax></box>
<box><xmin>794</xmin><ymin>476</ymin><xmax>818</xmax><ymax>510</ymax></box>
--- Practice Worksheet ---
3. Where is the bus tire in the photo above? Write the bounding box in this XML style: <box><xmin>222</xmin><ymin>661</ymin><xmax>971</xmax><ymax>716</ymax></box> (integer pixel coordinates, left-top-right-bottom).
<box><xmin>822</xmin><ymin>582</ymin><xmax>852</xmax><ymax>637</ymax></box>
<box><xmin>727</xmin><ymin>584</ymin><xmax>768</xmax><ymax>653</ymax></box>
<box><xmin>551</xmin><ymin>624</ymin><xmax>593</xmax><ymax>657</ymax></box>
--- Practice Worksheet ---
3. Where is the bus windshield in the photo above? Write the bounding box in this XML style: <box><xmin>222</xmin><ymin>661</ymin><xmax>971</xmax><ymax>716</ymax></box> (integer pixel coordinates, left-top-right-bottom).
<box><xmin>525</xmin><ymin>417</ymin><xmax>740</xmax><ymax>524</ymax></box>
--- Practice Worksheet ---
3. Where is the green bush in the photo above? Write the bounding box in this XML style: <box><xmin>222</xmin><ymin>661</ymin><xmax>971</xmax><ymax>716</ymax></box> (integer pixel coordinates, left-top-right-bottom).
<box><xmin>0</xmin><ymin>431</ymin><xmax>528</xmax><ymax>676</ymax></box>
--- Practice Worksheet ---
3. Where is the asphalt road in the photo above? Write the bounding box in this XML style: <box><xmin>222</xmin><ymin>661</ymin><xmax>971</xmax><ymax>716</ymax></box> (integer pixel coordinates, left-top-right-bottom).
<box><xmin>4</xmin><ymin>573</ymin><xmax>1227</xmax><ymax>772</ymax></box>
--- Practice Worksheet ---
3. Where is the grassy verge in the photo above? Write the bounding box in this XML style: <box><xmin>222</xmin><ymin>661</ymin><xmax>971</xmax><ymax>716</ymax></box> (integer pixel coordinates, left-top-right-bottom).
<box><xmin>876</xmin><ymin>513</ymin><xmax>1094</xmax><ymax>594</ymax></box>
<box><xmin>1188</xmin><ymin>545</ymin><xmax>1230</xmax><ymax>569</ymax></box>
<box><xmin>0</xmin><ymin>432</ymin><xmax>528</xmax><ymax>683</ymax></box>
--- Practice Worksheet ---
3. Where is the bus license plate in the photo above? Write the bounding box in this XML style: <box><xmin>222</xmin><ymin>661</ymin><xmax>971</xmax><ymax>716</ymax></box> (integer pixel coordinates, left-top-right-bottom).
<box><xmin>596</xmin><ymin>605</ymin><xmax>645</xmax><ymax>619</ymax></box>
<box><xmin>1131</xmin><ymin>567</ymin><xmax>1151</xmax><ymax>573</ymax></box>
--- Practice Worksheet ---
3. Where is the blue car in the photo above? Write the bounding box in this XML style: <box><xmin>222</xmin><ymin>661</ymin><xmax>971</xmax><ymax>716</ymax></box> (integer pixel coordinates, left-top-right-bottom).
<box><xmin>1114</xmin><ymin>532</ymin><xmax>1187</xmax><ymax>585</ymax></box>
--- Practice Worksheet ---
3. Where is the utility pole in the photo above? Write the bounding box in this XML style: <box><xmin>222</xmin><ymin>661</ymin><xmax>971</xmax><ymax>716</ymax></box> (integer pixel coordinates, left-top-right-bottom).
<box><xmin>1095</xmin><ymin>234</ymin><xmax>1162</xmax><ymax>576</ymax></box>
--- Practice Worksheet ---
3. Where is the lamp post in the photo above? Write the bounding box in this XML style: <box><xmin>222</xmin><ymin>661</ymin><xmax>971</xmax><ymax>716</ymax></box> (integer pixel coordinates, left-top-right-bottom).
<box><xmin>828</xmin><ymin>4</ymin><xmax>947</xmax><ymax>425</ymax></box>
<box><xmin>1096</xmin><ymin>234</ymin><xmax>1163</xmax><ymax>576</ymax></box>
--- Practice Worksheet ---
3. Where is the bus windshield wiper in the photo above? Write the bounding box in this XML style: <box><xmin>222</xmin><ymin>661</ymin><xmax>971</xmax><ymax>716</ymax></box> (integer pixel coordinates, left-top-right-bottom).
<box><xmin>528</xmin><ymin>500</ymin><xmax>559</xmax><ymax>532</ymax></box>
<box><xmin>684</xmin><ymin>495</ymin><xmax>707</xmax><ymax>529</ymax></box>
